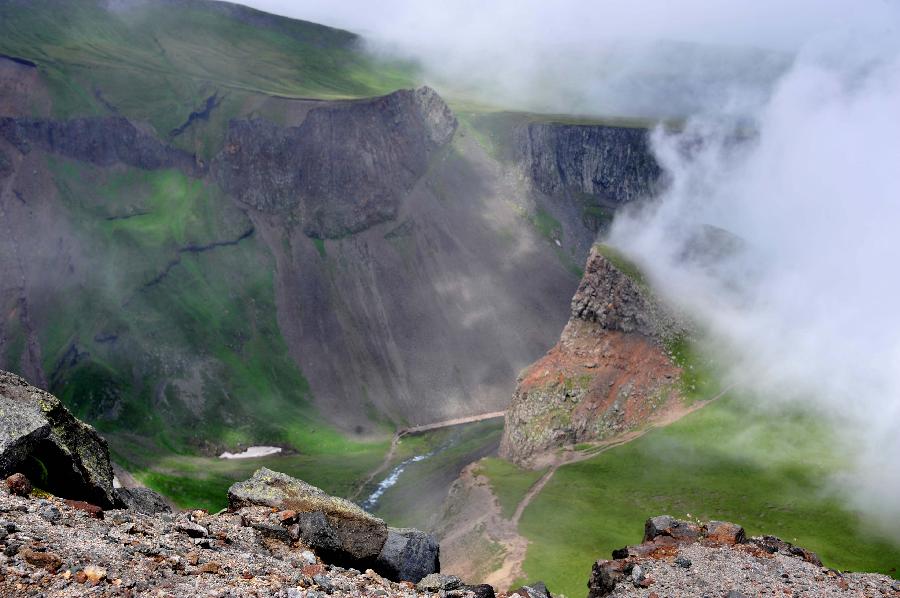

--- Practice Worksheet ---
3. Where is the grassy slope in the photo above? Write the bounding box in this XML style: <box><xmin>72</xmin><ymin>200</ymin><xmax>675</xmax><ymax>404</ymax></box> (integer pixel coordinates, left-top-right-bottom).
<box><xmin>0</xmin><ymin>0</ymin><xmax>418</xmax><ymax>503</ymax></box>
<box><xmin>43</xmin><ymin>158</ymin><xmax>393</xmax><ymax>505</ymax></box>
<box><xmin>516</xmin><ymin>396</ymin><xmax>900</xmax><ymax>596</ymax></box>
<box><xmin>0</xmin><ymin>0</ymin><xmax>415</xmax><ymax>157</ymax></box>
<box><xmin>474</xmin><ymin>457</ymin><xmax>546</xmax><ymax>520</ymax></box>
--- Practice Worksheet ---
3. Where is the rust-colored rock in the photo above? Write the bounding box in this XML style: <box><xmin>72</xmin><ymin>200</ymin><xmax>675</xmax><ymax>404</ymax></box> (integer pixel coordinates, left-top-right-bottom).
<box><xmin>704</xmin><ymin>520</ymin><xmax>745</xmax><ymax>545</ymax></box>
<box><xmin>5</xmin><ymin>473</ymin><xmax>31</xmax><ymax>496</ymax></box>
<box><xmin>63</xmin><ymin>499</ymin><xmax>103</xmax><ymax>518</ymax></box>
<box><xmin>278</xmin><ymin>509</ymin><xmax>298</xmax><ymax>524</ymax></box>
<box><xmin>20</xmin><ymin>548</ymin><xmax>62</xmax><ymax>571</ymax></box>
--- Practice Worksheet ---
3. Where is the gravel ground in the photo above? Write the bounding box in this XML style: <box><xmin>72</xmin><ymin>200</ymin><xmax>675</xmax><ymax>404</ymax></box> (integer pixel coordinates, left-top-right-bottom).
<box><xmin>0</xmin><ymin>491</ymin><xmax>488</xmax><ymax>597</ymax></box>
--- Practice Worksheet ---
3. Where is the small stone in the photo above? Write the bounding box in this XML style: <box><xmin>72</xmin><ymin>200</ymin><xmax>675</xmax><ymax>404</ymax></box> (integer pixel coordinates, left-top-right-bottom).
<box><xmin>302</xmin><ymin>564</ymin><xmax>325</xmax><ymax>577</ymax></box>
<box><xmin>63</xmin><ymin>500</ymin><xmax>103</xmax><ymax>519</ymax></box>
<box><xmin>631</xmin><ymin>564</ymin><xmax>646</xmax><ymax>586</ymax></box>
<box><xmin>312</xmin><ymin>573</ymin><xmax>333</xmax><ymax>591</ymax></box>
<box><xmin>20</xmin><ymin>548</ymin><xmax>62</xmax><ymax>572</ymax></box>
<box><xmin>278</xmin><ymin>510</ymin><xmax>298</xmax><ymax>523</ymax></box>
<box><xmin>83</xmin><ymin>565</ymin><xmax>107</xmax><ymax>584</ymax></box>
<box><xmin>197</xmin><ymin>562</ymin><xmax>220</xmax><ymax>575</ymax></box>
<box><xmin>417</xmin><ymin>573</ymin><xmax>462</xmax><ymax>592</ymax></box>
<box><xmin>288</xmin><ymin>523</ymin><xmax>300</xmax><ymax>541</ymax></box>
<box><xmin>705</xmin><ymin>521</ymin><xmax>746</xmax><ymax>545</ymax></box>
<box><xmin>675</xmin><ymin>556</ymin><xmax>692</xmax><ymax>568</ymax></box>
<box><xmin>38</xmin><ymin>505</ymin><xmax>61</xmax><ymax>523</ymax></box>
<box><xmin>0</xmin><ymin>520</ymin><xmax>17</xmax><ymax>532</ymax></box>
<box><xmin>174</xmin><ymin>520</ymin><xmax>207</xmax><ymax>538</ymax></box>
<box><xmin>5</xmin><ymin>474</ymin><xmax>31</xmax><ymax>497</ymax></box>
<box><xmin>299</xmin><ymin>550</ymin><xmax>316</xmax><ymax>566</ymax></box>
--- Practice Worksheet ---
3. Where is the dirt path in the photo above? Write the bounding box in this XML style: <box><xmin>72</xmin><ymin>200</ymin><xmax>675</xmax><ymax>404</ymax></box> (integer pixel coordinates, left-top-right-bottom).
<box><xmin>351</xmin><ymin>411</ymin><xmax>507</xmax><ymax>500</ymax></box>
<box><xmin>488</xmin><ymin>387</ymin><xmax>734</xmax><ymax>589</ymax></box>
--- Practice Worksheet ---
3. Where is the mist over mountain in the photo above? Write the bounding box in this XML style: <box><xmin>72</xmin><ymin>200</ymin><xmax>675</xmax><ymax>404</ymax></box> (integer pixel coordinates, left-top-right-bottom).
<box><xmin>241</xmin><ymin>0</ymin><xmax>897</xmax><ymax>117</ymax></box>
<box><xmin>610</xmin><ymin>30</ymin><xmax>900</xmax><ymax>528</ymax></box>
<box><xmin>1</xmin><ymin>2</ymin><xmax>899</xmax><ymax>595</ymax></box>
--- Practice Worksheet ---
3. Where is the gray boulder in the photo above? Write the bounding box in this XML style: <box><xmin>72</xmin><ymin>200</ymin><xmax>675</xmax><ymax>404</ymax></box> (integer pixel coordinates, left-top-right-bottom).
<box><xmin>115</xmin><ymin>487</ymin><xmax>172</xmax><ymax>515</ymax></box>
<box><xmin>416</xmin><ymin>573</ymin><xmax>462</xmax><ymax>592</ymax></box>
<box><xmin>0</xmin><ymin>370</ymin><xmax>117</xmax><ymax>507</ymax></box>
<box><xmin>228</xmin><ymin>468</ymin><xmax>388</xmax><ymax>565</ymax></box>
<box><xmin>376</xmin><ymin>527</ymin><xmax>440</xmax><ymax>583</ymax></box>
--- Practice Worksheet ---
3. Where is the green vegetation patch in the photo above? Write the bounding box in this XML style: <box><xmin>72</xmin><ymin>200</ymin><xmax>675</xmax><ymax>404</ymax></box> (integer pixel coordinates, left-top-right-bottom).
<box><xmin>516</xmin><ymin>396</ymin><xmax>900</xmax><ymax>597</ymax></box>
<box><xmin>475</xmin><ymin>457</ymin><xmax>547</xmax><ymax>520</ymax></box>
<box><xmin>0</xmin><ymin>0</ymin><xmax>417</xmax><ymax>158</ymax></box>
<box><xmin>595</xmin><ymin>243</ymin><xmax>647</xmax><ymax>287</ymax></box>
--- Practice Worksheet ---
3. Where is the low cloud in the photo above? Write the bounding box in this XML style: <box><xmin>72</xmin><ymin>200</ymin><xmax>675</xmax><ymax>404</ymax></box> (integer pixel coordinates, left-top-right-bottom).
<box><xmin>610</xmin><ymin>29</ymin><xmax>900</xmax><ymax>526</ymax></box>
<box><xmin>241</xmin><ymin>0</ymin><xmax>895</xmax><ymax>117</ymax></box>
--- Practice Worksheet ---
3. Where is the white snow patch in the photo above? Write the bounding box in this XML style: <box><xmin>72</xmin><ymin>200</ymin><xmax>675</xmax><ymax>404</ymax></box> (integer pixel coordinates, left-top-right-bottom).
<box><xmin>219</xmin><ymin>446</ymin><xmax>283</xmax><ymax>459</ymax></box>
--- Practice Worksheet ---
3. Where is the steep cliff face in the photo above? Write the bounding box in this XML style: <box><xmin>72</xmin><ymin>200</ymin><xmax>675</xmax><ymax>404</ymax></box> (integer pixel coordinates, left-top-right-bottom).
<box><xmin>499</xmin><ymin>245</ymin><xmax>683</xmax><ymax>466</ymax></box>
<box><xmin>215</xmin><ymin>87</ymin><xmax>456</xmax><ymax>238</ymax></box>
<box><xmin>517</xmin><ymin>123</ymin><xmax>661</xmax><ymax>207</ymax></box>
<box><xmin>507</xmin><ymin>121</ymin><xmax>663</xmax><ymax>265</ymax></box>
<box><xmin>0</xmin><ymin>116</ymin><xmax>204</xmax><ymax>176</ymax></box>
<box><xmin>0</xmin><ymin>64</ymin><xmax>578</xmax><ymax>443</ymax></box>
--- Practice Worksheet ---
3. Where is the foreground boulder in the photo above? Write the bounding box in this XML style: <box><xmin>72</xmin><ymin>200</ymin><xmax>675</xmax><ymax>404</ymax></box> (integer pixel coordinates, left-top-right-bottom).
<box><xmin>0</xmin><ymin>370</ymin><xmax>117</xmax><ymax>507</ymax></box>
<box><xmin>376</xmin><ymin>527</ymin><xmax>440</xmax><ymax>583</ymax></box>
<box><xmin>229</xmin><ymin>468</ymin><xmax>389</xmax><ymax>567</ymax></box>
<box><xmin>115</xmin><ymin>487</ymin><xmax>172</xmax><ymax>515</ymax></box>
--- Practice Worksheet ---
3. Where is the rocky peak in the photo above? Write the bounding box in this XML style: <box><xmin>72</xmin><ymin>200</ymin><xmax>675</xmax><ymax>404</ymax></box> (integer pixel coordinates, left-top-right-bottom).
<box><xmin>499</xmin><ymin>246</ymin><xmax>684</xmax><ymax>466</ymax></box>
<box><xmin>570</xmin><ymin>245</ymin><xmax>682</xmax><ymax>339</ymax></box>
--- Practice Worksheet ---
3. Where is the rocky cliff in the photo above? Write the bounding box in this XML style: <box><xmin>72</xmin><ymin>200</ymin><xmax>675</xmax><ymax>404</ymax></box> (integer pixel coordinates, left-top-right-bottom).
<box><xmin>0</xmin><ymin>116</ymin><xmax>204</xmax><ymax>176</ymax></box>
<box><xmin>516</xmin><ymin>123</ymin><xmax>661</xmax><ymax>207</ymax></box>
<box><xmin>511</xmin><ymin>120</ymin><xmax>663</xmax><ymax>264</ymax></box>
<box><xmin>499</xmin><ymin>245</ymin><xmax>684</xmax><ymax>466</ymax></box>
<box><xmin>214</xmin><ymin>86</ymin><xmax>456</xmax><ymax>238</ymax></box>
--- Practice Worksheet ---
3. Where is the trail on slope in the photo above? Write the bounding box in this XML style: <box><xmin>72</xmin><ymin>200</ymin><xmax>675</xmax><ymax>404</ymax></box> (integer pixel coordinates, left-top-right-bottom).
<box><xmin>486</xmin><ymin>387</ymin><xmax>734</xmax><ymax>590</ymax></box>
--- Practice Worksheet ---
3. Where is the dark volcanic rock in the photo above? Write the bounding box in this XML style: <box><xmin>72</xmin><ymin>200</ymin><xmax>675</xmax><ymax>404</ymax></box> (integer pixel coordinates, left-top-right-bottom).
<box><xmin>228</xmin><ymin>468</ymin><xmax>388</xmax><ymax>565</ymax></box>
<box><xmin>512</xmin><ymin>581</ymin><xmax>553</xmax><ymax>597</ymax></box>
<box><xmin>570</xmin><ymin>246</ymin><xmax>681</xmax><ymax>338</ymax></box>
<box><xmin>0</xmin><ymin>370</ymin><xmax>118</xmax><ymax>507</ymax></box>
<box><xmin>214</xmin><ymin>86</ymin><xmax>457</xmax><ymax>238</ymax></box>
<box><xmin>115</xmin><ymin>487</ymin><xmax>172</xmax><ymax>515</ymax></box>
<box><xmin>0</xmin><ymin>116</ymin><xmax>203</xmax><ymax>175</ymax></box>
<box><xmin>517</xmin><ymin>122</ymin><xmax>661</xmax><ymax>207</ymax></box>
<box><xmin>644</xmin><ymin>515</ymin><xmax>703</xmax><ymax>543</ymax></box>
<box><xmin>375</xmin><ymin>526</ymin><xmax>440</xmax><ymax>583</ymax></box>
